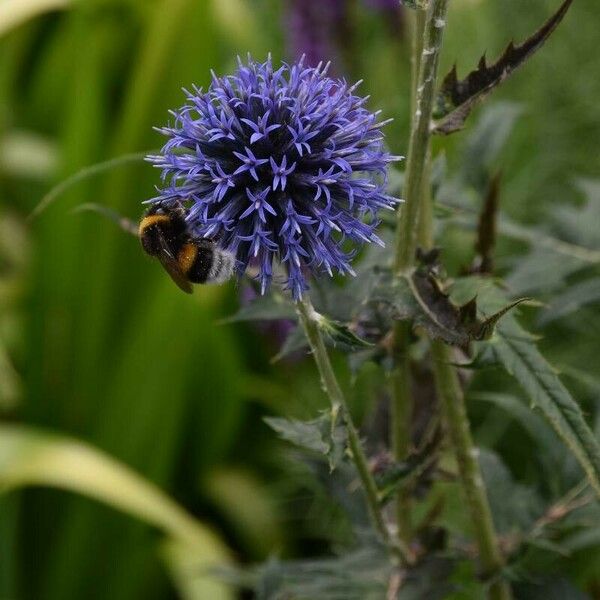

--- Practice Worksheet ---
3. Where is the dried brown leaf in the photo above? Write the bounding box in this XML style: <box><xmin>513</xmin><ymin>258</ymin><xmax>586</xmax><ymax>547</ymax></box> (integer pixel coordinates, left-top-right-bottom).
<box><xmin>433</xmin><ymin>0</ymin><xmax>574</xmax><ymax>134</ymax></box>
<box><xmin>471</xmin><ymin>172</ymin><xmax>501</xmax><ymax>274</ymax></box>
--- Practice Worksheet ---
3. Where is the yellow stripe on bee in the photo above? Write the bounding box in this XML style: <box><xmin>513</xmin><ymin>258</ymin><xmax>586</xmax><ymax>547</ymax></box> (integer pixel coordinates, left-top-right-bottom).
<box><xmin>177</xmin><ymin>243</ymin><xmax>198</xmax><ymax>275</ymax></box>
<box><xmin>138</xmin><ymin>214</ymin><xmax>170</xmax><ymax>235</ymax></box>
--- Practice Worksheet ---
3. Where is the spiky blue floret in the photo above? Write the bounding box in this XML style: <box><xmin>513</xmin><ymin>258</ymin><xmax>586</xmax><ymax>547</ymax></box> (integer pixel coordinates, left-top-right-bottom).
<box><xmin>147</xmin><ymin>56</ymin><xmax>401</xmax><ymax>299</ymax></box>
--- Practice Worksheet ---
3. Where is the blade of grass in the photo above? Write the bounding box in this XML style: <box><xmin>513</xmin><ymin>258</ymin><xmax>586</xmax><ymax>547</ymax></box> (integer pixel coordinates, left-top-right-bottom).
<box><xmin>28</xmin><ymin>152</ymin><xmax>150</xmax><ymax>220</ymax></box>
<box><xmin>29</xmin><ymin>4</ymin><xmax>241</xmax><ymax>599</ymax></box>
<box><xmin>45</xmin><ymin>283</ymin><xmax>245</xmax><ymax>599</ymax></box>
<box><xmin>0</xmin><ymin>0</ymin><xmax>70</xmax><ymax>38</ymax></box>
<box><xmin>0</xmin><ymin>424</ymin><xmax>233</xmax><ymax>600</ymax></box>
<box><xmin>0</xmin><ymin>496</ymin><xmax>19</xmax><ymax>598</ymax></box>
<box><xmin>73</xmin><ymin>0</ymin><xmax>219</xmax><ymax>408</ymax></box>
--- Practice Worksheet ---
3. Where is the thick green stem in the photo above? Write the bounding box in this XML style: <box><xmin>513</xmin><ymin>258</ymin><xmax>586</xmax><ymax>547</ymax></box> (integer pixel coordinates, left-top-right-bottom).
<box><xmin>296</xmin><ymin>297</ymin><xmax>411</xmax><ymax>563</ymax></box>
<box><xmin>390</xmin><ymin>1</ymin><xmax>511</xmax><ymax>597</ymax></box>
<box><xmin>416</xmin><ymin>149</ymin><xmax>433</xmax><ymax>248</ymax></box>
<box><xmin>411</xmin><ymin>6</ymin><xmax>432</xmax><ymax>248</ymax></box>
<box><xmin>390</xmin><ymin>331</ymin><xmax>413</xmax><ymax>540</ymax></box>
<box><xmin>389</xmin><ymin>2</ymin><xmax>431</xmax><ymax>548</ymax></box>
<box><xmin>410</xmin><ymin>7</ymin><xmax>427</xmax><ymax>114</ymax></box>
<box><xmin>431</xmin><ymin>341</ymin><xmax>511</xmax><ymax>600</ymax></box>
<box><xmin>394</xmin><ymin>0</ymin><xmax>448</xmax><ymax>273</ymax></box>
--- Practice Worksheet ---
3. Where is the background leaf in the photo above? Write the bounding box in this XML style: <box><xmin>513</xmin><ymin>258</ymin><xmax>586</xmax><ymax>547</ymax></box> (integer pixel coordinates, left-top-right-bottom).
<box><xmin>0</xmin><ymin>0</ymin><xmax>70</xmax><ymax>37</ymax></box>
<box><xmin>265</xmin><ymin>413</ymin><xmax>347</xmax><ymax>471</ymax></box>
<box><xmin>470</xmin><ymin>392</ymin><xmax>565</xmax><ymax>481</ymax></box>
<box><xmin>0</xmin><ymin>424</ymin><xmax>233</xmax><ymax>599</ymax></box>
<box><xmin>538</xmin><ymin>278</ymin><xmax>600</xmax><ymax>325</ymax></box>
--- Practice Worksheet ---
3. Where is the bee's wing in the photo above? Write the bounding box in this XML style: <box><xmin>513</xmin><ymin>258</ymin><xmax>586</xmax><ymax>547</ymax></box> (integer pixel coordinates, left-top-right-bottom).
<box><xmin>155</xmin><ymin>234</ymin><xmax>193</xmax><ymax>294</ymax></box>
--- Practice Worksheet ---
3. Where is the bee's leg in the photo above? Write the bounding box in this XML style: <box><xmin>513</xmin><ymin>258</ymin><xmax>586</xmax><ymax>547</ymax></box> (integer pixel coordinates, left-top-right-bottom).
<box><xmin>71</xmin><ymin>203</ymin><xmax>138</xmax><ymax>236</ymax></box>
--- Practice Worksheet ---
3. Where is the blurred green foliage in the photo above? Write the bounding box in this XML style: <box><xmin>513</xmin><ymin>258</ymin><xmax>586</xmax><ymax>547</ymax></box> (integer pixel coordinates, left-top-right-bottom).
<box><xmin>0</xmin><ymin>0</ymin><xmax>599</xmax><ymax>598</ymax></box>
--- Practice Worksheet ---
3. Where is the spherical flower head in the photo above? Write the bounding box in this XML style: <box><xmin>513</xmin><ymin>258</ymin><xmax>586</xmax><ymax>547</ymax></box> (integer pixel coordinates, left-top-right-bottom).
<box><xmin>147</xmin><ymin>56</ymin><xmax>401</xmax><ymax>299</ymax></box>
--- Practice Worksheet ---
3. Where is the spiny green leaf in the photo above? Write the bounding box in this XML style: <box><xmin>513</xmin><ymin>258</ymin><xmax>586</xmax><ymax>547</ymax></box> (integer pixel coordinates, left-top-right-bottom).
<box><xmin>551</xmin><ymin>178</ymin><xmax>600</xmax><ymax>249</ymax></box>
<box><xmin>270</xmin><ymin>300</ymin><xmax>373</xmax><ymax>362</ymax></box>
<box><xmin>318</xmin><ymin>317</ymin><xmax>374</xmax><ymax>350</ymax></box>
<box><xmin>524</xmin><ymin>538</ymin><xmax>572</xmax><ymax>557</ymax></box>
<box><xmin>505</xmin><ymin>248</ymin><xmax>590</xmax><ymax>295</ymax></box>
<box><xmin>220</xmin><ymin>292</ymin><xmax>296</xmax><ymax>324</ymax></box>
<box><xmin>460</xmin><ymin>103</ymin><xmax>522</xmax><ymax>193</ymax></box>
<box><xmin>433</xmin><ymin>0</ymin><xmax>574</xmax><ymax>134</ymax></box>
<box><xmin>500</xmin><ymin>216</ymin><xmax>600</xmax><ymax>265</ymax></box>
<box><xmin>561</xmin><ymin>366</ymin><xmax>600</xmax><ymax>398</ymax></box>
<box><xmin>270</xmin><ymin>325</ymin><xmax>307</xmax><ymax>363</ymax></box>
<box><xmin>561</xmin><ymin>528</ymin><xmax>600</xmax><ymax>554</ymax></box>
<box><xmin>448</xmin><ymin>211</ymin><xmax>600</xmax><ymax>265</ymax></box>
<box><xmin>371</xmin><ymin>264</ymin><xmax>529</xmax><ymax>347</ymax></box>
<box><xmin>538</xmin><ymin>278</ymin><xmax>600</xmax><ymax>325</ymax></box>
<box><xmin>452</xmin><ymin>278</ymin><xmax>600</xmax><ymax>499</ymax></box>
<box><xmin>472</xmin><ymin>296</ymin><xmax>535</xmax><ymax>341</ymax></box>
<box><xmin>470</xmin><ymin>393</ymin><xmax>564</xmax><ymax>479</ymax></box>
<box><xmin>375</xmin><ymin>427</ymin><xmax>442</xmax><ymax>505</ymax></box>
<box><xmin>491</xmin><ymin>330</ymin><xmax>600</xmax><ymax>497</ymax></box>
<box><xmin>264</xmin><ymin>411</ymin><xmax>348</xmax><ymax>471</ymax></box>
<box><xmin>479</xmin><ymin>449</ymin><xmax>544</xmax><ymax>533</ymax></box>
<box><xmin>408</xmin><ymin>267</ymin><xmax>531</xmax><ymax>346</ymax></box>
<box><xmin>246</xmin><ymin>548</ymin><xmax>391</xmax><ymax>600</ymax></box>
<box><xmin>374</xmin><ymin>460</ymin><xmax>415</xmax><ymax>504</ymax></box>
<box><xmin>264</xmin><ymin>416</ymin><xmax>328</xmax><ymax>455</ymax></box>
<box><xmin>513</xmin><ymin>577</ymin><xmax>591</xmax><ymax>599</ymax></box>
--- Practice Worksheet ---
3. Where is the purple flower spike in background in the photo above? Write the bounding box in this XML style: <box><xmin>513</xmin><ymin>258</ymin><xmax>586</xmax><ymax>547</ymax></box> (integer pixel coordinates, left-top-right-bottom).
<box><xmin>147</xmin><ymin>56</ymin><xmax>400</xmax><ymax>299</ymax></box>
<box><xmin>364</xmin><ymin>0</ymin><xmax>402</xmax><ymax>9</ymax></box>
<box><xmin>286</xmin><ymin>0</ymin><xmax>348</xmax><ymax>67</ymax></box>
<box><xmin>363</xmin><ymin>0</ymin><xmax>404</xmax><ymax>36</ymax></box>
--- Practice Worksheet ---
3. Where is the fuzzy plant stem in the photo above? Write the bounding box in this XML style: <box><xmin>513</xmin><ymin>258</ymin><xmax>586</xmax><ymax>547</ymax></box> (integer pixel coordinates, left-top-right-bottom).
<box><xmin>392</xmin><ymin>1</ymin><xmax>512</xmax><ymax>597</ymax></box>
<box><xmin>390</xmin><ymin>1</ymin><xmax>427</xmax><ymax>544</ymax></box>
<box><xmin>431</xmin><ymin>341</ymin><xmax>511</xmax><ymax>600</ymax></box>
<box><xmin>296</xmin><ymin>296</ymin><xmax>411</xmax><ymax>564</ymax></box>
<box><xmin>390</xmin><ymin>337</ymin><xmax>413</xmax><ymax>541</ymax></box>
<box><xmin>394</xmin><ymin>0</ymin><xmax>447</xmax><ymax>272</ymax></box>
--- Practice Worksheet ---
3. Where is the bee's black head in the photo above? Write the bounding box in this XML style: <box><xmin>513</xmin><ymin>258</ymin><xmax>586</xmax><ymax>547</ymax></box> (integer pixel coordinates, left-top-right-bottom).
<box><xmin>144</xmin><ymin>204</ymin><xmax>165</xmax><ymax>217</ymax></box>
<box><xmin>144</xmin><ymin>200</ymin><xmax>187</xmax><ymax>219</ymax></box>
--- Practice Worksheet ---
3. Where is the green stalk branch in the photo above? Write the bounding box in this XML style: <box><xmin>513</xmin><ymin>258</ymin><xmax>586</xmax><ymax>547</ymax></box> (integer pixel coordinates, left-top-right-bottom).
<box><xmin>390</xmin><ymin>0</ymin><xmax>439</xmax><ymax>547</ymax></box>
<box><xmin>410</xmin><ymin>7</ymin><xmax>427</xmax><ymax>114</ymax></box>
<box><xmin>390</xmin><ymin>2</ymin><xmax>511</xmax><ymax>597</ymax></box>
<box><xmin>296</xmin><ymin>297</ymin><xmax>411</xmax><ymax>564</ymax></box>
<box><xmin>394</xmin><ymin>0</ymin><xmax>448</xmax><ymax>272</ymax></box>
<box><xmin>431</xmin><ymin>341</ymin><xmax>511</xmax><ymax>600</ymax></box>
<box><xmin>390</xmin><ymin>340</ymin><xmax>413</xmax><ymax>540</ymax></box>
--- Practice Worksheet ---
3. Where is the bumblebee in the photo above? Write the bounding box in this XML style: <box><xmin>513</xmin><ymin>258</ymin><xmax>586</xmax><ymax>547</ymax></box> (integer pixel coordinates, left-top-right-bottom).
<box><xmin>139</xmin><ymin>203</ymin><xmax>235</xmax><ymax>293</ymax></box>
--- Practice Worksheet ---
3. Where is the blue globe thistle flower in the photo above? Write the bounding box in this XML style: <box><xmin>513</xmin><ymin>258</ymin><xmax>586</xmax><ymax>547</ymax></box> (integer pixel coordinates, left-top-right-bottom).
<box><xmin>147</xmin><ymin>56</ymin><xmax>400</xmax><ymax>299</ymax></box>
